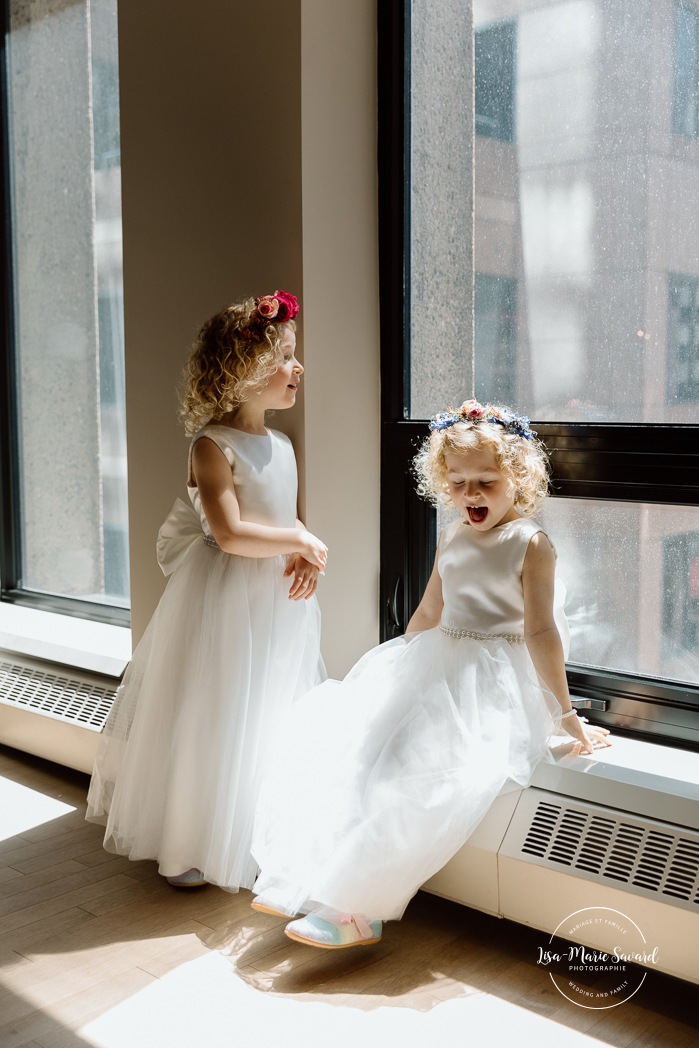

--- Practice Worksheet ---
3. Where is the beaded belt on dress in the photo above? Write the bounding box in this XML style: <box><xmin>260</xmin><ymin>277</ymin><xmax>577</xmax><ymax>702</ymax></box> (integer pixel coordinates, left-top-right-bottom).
<box><xmin>203</xmin><ymin>534</ymin><xmax>220</xmax><ymax>550</ymax></box>
<box><xmin>439</xmin><ymin>625</ymin><xmax>525</xmax><ymax>643</ymax></box>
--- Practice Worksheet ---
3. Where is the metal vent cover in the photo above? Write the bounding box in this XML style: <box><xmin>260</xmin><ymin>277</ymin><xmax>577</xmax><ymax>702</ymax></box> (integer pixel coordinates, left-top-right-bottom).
<box><xmin>0</xmin><ymin>657</ymin><xmax>118</xmax><ymax>731</ymax></box>
<box><xmin>518</xmin><ymin>796</ymin><xmax>699</xmax><ymax>910</ymax></box>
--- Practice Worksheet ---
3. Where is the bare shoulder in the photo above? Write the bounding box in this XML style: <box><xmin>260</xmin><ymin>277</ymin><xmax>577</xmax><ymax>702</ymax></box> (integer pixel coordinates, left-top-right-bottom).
<box><xmin>523</xmin><ymin>528</ymin><xmax>557</xmax><ymax>575</ymax></box>
<box><xmin>192</xmin><ymin>433</ymin><xmax>228</xmax><ymax>463</ymax></box>
<box><xmin>190</xmin><ymin>433</ymin><xmax>231</xmax><ymax>486</ymax></box>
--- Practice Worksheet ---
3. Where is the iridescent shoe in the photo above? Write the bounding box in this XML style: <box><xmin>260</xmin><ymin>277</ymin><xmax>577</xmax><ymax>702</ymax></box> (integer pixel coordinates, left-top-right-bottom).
<box><xmin>285</xmin><ymin>911</ymin><xmax>382</xmax><ymax>949</ymax></box>
<box><xmin>250</xmin><ymin>894</ymin><xmax>307</xmax><ymax>920</ymax></box>
<box><xmin>165</xmin><ymin>868</ymin><xmax>207</xmax><ymax>888</ymax></box>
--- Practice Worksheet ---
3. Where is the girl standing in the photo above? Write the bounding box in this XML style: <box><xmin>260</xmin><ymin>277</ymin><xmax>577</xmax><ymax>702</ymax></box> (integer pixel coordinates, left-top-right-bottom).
<box><xmin>251</xmin><ymin>399</ymin><xmax>610</xmax><ymax>947</ymax></box>
<box><xmin>87</xmin><ymin>291</ymin><xmax>327</xmax><ymax>891</ymax></box>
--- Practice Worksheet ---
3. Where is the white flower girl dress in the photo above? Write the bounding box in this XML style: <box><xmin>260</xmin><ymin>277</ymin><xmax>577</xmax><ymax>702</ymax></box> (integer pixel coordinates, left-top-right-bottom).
<box><xmin>252</xmin><ymin>515</ymin><xmax>565</xmax><ymax>921</ymax></box>
<box><xmin>87</xmin><ymin>425</ymin><xmax>324</xmax><ymax>890</ymax></box>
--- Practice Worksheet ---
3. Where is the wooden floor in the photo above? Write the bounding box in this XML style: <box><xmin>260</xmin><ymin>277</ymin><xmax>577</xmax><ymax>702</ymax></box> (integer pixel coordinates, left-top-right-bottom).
<box><xmin>0</xmin><ymin>744</ymin><xmax>697</xmax><ymax>1048</ymax></box>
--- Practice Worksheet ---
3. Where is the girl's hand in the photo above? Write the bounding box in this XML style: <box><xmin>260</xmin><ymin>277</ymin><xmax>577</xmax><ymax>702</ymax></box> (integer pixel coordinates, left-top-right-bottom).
<box><xmin>284</xmin><ymin>554</ymin><xmax>321</xmax><ymax>601</ymax></box>
<box><xmin>562</xmin><ymin>712</ymin><xmax>612</xmax><ymax>756</ymax></box>
<box><xmin>299</xmin><ymin>530</ymin><xmax>328</xmax><ymax>572</ymax></box>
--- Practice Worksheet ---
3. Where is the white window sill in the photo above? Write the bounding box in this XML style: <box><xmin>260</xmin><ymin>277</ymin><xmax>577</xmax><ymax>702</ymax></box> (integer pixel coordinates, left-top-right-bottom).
<box><xmin>0</xmin><ymin>603</ymin><xmax>131</xmax><ymax>678</ymax></box>
<box><xmin>536</xmin><ymin>733</ymin><xmax>699</xmax><ymax>831</ymax></box>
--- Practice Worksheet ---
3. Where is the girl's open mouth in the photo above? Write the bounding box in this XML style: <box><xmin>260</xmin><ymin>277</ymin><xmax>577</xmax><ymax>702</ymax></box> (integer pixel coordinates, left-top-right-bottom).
<box><xmin>467</xmin><ymin>506</ymin><xmax>488</xmax><ymax>524</ymax></box>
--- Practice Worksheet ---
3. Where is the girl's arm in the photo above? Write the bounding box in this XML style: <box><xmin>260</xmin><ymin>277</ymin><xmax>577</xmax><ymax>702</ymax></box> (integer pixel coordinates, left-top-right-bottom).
<box><xmin>192</xmin><ymin>437</ymin><xmax>327</xmax><ymax>569</ymax></box>
<box><xmin>523</xmin><ymin>532</ymin><xmax>610</xmax><ymax>755</ymax></box>
<box><xmin>405</xmin><ymin>551</ymin><xmax>444</xmax><ymax>634</ymax></box>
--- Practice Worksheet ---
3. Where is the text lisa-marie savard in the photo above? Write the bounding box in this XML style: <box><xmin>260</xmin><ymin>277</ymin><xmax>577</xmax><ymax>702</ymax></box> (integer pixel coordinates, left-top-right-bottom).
<box><xmin>537</xmin><ymin>945</ymin><xmax>660</xmax><ymax>967</ymax></box>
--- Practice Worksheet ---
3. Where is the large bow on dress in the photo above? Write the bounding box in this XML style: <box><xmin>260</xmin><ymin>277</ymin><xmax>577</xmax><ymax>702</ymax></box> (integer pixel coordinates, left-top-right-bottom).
<box><xmin>156</xmin><ymin>497</ymin><xmax>205</xmax><ymax>576</ymax></box>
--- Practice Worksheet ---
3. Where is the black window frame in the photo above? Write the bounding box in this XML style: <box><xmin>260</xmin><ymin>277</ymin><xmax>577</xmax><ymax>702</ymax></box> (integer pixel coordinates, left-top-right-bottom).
<box><xmin>378</xmin><ymin>0</ymin><xmax>699</xmax><ymax>753</ymax></box>
<box><xmin>0</xmin><ymin>0</ymin><xmax>129</xmax><ymax>628</ymax></box>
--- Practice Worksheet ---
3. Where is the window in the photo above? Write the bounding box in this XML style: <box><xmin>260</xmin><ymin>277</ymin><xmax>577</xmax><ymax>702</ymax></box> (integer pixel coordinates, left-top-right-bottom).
<box><xmin>475</xmin><ymin>19</ymin><xmax>516</xmax><ymax>142</ymax></box>
<box><xmin>673</xmin><ymin>0</ymin><xmax>699</xmax><ymax>138</ymax></box>
<box><xmin>668</xmin><ymin>273</ymin><xmax>699</xmax><ymax>403</ymax></box>
<box><xmin>0</xmin><ymin>0</ymin><xmax>129</xmax><ymax>623</ymax></box>
<box><xmin>663</xmin><ymin>531</ymin><xmax>699</xmax><ymax>663</ymax></box>
<box><xmin>475</xmin><ymin>275</ymin><xmax>517</xmax><ymax>405</ymax></box>
<box><xmin>379</xmin><ymin>0</ymin><xmax>699</xmax><ymax>750</ymax></box>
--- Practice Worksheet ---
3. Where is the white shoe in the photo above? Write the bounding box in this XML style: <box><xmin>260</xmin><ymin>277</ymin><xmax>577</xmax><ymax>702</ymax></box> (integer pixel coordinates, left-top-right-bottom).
<box><xmin>285</xmin><ymin>911</ymin><xmax>382</xmax><ymax>949</ymax></box>
<box><xmin>165</xmin><ymin>868</ymin><xmax>207</xmax><ymax>888</ymax></box>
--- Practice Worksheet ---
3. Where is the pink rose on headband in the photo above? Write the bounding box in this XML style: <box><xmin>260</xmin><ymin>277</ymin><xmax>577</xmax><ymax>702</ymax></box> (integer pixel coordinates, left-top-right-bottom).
<box><xmin>460</xmin><ymin>399</ymin><xmax>485</xmax><ymax>420</ymax></box>
<box><xmin>273</xmin><ymin>290</ymin><xmax>300</xmax><ymax>323</ymax></box>
<box><xmin>257</xmin><ymin>296</ymin><xmax>279</xmax><ymax>319</ymax></box>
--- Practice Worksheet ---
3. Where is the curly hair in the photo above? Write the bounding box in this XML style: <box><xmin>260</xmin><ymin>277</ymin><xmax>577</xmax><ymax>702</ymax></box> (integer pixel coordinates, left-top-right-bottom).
<box><xmin>413</xmin><ymin>410</ymin><xmax>550</xmax><ymax>517</ymax></box>
<box><xmin>179</xmin><ymin>297</ymin><xmax>296</xmax><ymax>436</ymax></box>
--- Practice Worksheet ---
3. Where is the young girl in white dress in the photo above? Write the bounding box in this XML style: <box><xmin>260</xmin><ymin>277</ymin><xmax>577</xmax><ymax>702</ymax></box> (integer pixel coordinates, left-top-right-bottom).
<box><xmin>87</xmin><ymin>290</ymin><xmax>327</xmax><ymax>891</ymax></box>
<box><xmin>250</xmin><ymin>400</ymin><xmax>611</xmax><ymax>947</ymax></box>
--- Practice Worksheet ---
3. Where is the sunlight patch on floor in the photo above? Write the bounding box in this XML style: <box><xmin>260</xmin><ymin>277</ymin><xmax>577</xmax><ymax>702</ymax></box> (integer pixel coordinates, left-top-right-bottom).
<box><xmin>0</xmin><ymin>776</ymin><xmax>76</xmax><ymax>841</ymax></box>
<box><xmin>80</xmin><ymin>950</ymin><xmax>616</xmax><ymax>1048</ymax></box>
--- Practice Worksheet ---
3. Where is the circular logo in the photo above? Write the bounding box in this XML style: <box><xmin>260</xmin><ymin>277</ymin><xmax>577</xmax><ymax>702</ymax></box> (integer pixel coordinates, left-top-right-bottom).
<box><xmin>536</xmin><ymin>906</ymin><xmax>660</xmax><ymax>1009</ymax></box>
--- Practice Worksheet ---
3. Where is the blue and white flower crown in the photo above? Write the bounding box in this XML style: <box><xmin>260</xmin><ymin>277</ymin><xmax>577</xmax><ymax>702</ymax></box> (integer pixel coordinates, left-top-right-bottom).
<box><xmin>428</xmin><ymin>399</ymin><xmax>535</xmax><ymax>440</ymax></box>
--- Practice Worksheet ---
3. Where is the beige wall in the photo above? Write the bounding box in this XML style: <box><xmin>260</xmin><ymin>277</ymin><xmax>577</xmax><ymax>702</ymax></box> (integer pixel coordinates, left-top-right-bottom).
<box><xmin>299</xmin><ymin>0</ymin><xmax>381</xmax><ymax>674</ymax></box>
<box><xmin>118</xmin><ymin>0</ymin><xmax>380</xmax><ymax>675</ymax></box>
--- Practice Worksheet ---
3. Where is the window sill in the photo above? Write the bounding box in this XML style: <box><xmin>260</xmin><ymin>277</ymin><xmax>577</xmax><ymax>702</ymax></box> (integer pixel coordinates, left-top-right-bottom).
<box><xmin>536</xmin><ymin>734</ymin><xmax>699</xmax><ymax>832</ymax></box>
<box><xmin>0</xmin><ymin>603</ymin><xmax>131</xmax><ymax>678</ymax></box>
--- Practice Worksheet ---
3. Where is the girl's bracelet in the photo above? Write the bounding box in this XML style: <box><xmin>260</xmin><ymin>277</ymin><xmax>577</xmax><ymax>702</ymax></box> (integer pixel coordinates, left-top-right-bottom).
<box><xmin>561</xmin><ymin>709</ymin><xmax>578</xmax><ymax>720</ymax></box>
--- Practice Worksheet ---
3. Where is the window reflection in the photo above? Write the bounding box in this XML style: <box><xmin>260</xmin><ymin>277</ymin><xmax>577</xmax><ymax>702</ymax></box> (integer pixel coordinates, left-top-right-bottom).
<box><xmin>472</xmin><ymin>0</ymin><xmax>699</xmax><ymax>423</ymax></box>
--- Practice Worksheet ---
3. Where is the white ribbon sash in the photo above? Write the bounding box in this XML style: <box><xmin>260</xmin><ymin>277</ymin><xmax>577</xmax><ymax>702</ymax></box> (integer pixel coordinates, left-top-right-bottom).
<box><xmin>156</xmin><ymin>497</ymin><xmax>204</xmax><ymax>576</ymax></box>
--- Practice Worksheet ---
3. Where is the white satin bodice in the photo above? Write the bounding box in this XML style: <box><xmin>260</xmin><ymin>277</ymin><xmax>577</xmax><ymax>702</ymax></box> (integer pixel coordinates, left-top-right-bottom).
<box><xmin>188</xmin><ymin>425</ymin><xmax>298</xmax><ymax>535</ymax></box>
<box><xmin>438</xmin><ymin>516</ymin><xmax>542</xmax><ymax>637</ymax></box>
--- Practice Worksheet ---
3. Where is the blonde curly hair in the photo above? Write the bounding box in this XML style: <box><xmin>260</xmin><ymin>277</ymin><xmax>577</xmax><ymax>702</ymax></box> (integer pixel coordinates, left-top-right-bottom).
<box><xmin>180</xmin><ymin>297</ymin><xmax>296</xmax><ymax>435</ymax></box>
<box><xmin>413</xmin><ymin>409</ymin><xmax>550</xmax><ymax>517</ymax></box>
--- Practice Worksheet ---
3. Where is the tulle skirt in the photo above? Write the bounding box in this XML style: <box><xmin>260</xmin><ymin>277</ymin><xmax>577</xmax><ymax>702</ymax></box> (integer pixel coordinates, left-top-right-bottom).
<box><xmin>86</xmin><ymin>539</ymin><xmax>324</xmax><ymax>891</ymax></box>
<box><xmin>252</xmin><ymin>628</ymin><xmax>561</xmax><ymax>921</ymax></box>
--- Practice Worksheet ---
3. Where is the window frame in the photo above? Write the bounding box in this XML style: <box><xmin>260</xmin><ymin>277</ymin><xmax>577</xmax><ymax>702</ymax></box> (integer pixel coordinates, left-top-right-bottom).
<box><xmin>378</xmin><ymin>0</ymin><xmax>699</xmax><ymax>753</ymax></box>
<box><xmin>0</xmin><ymin>0</ymin><xmax>129</xmax><ymax>629</ymax></box>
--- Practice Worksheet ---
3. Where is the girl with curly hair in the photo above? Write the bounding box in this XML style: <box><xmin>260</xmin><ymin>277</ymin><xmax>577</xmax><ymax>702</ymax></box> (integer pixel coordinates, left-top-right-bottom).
<box><xmin>87</xmin><ymin>291</ymin><xmax>327</xmax><ymax>892</ymax></box>
<box><xmin>250</xmin><ymin>400</ymin><xmax>610</xmax><ymax>948</ymax></box>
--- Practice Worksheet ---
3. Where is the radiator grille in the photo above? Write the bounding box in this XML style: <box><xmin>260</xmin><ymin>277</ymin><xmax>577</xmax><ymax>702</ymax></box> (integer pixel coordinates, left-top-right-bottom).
<box><xmin>521</xmin><ymin>799</ymin><xmax>699</xmax><ymax>907</ymax></box>
<box><xmin>0</xmin><ymin>658</ymin><xmax>117</xmax><ymax>731</ymax></box>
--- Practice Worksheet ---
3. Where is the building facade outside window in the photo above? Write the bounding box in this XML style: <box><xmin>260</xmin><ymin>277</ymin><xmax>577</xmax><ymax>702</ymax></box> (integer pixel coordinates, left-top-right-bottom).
<box><xmin>663</xmin><ymin>531</ymin><xmax>699</xmax><ymax>663</ymax></box>
<box><xmin>667</xmin><ymin>273</ymin><xmax>699</xmax><ymax>403</ymax></box>
<box><xmin>1</xmin><ymin>0</ymin><xmax>129</xmax><ymax>621</ymax></box>
<box><xmin>673</xmin><ymin>0</ymin><xmax>699</xmax><ymax>138</ymax></box>
<box><xmin>474</xmin><ymin>274</ymin><xmax>517</xmax><ymax>406</ymax></box>
<box><xmin>475</xmin><ymin>19</ymin><xmax>516</xmax><ymax>143</ymax></box>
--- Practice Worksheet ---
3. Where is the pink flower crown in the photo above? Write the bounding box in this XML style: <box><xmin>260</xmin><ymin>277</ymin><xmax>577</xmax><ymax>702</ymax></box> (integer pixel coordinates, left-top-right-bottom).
<box><xmin>240</xmin><ymin>290</ymin><xmax>299</xmax><ymax>342</ymax></box>
<box><xmin>429</xmin><ymin>399</ymin><xmax>535</xmax><ymax>440</ymax></box>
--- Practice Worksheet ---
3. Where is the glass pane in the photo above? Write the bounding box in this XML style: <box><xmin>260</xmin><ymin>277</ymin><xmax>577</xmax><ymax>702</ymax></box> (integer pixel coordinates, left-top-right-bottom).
<box><xmin>438</xmin><ymin>499</ymin><xmax>699</xmax><ymax>688</ymax></box>
<box><xmin>473</xmin><ymin>0</ymin><xmax>699</xmax><ymax>423</ymax></box>
<box><xmin>6</xmin><ymin>0</ymin><xmax>129</xmax><ymax>607</ymax></box>
<box><xmin>408</xmin><ymin>0</ymin><xmax>474</xmax><ymax>420</ymax></box>
<box><xmin>408</xmin><ymin>0</ymin><xmax>699</xmax><ymax>421</ymax></box>
<box><xmin>542</xmin><ymin>499</ymin><xmax>699</xmax><ymax>687</ymax></box>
